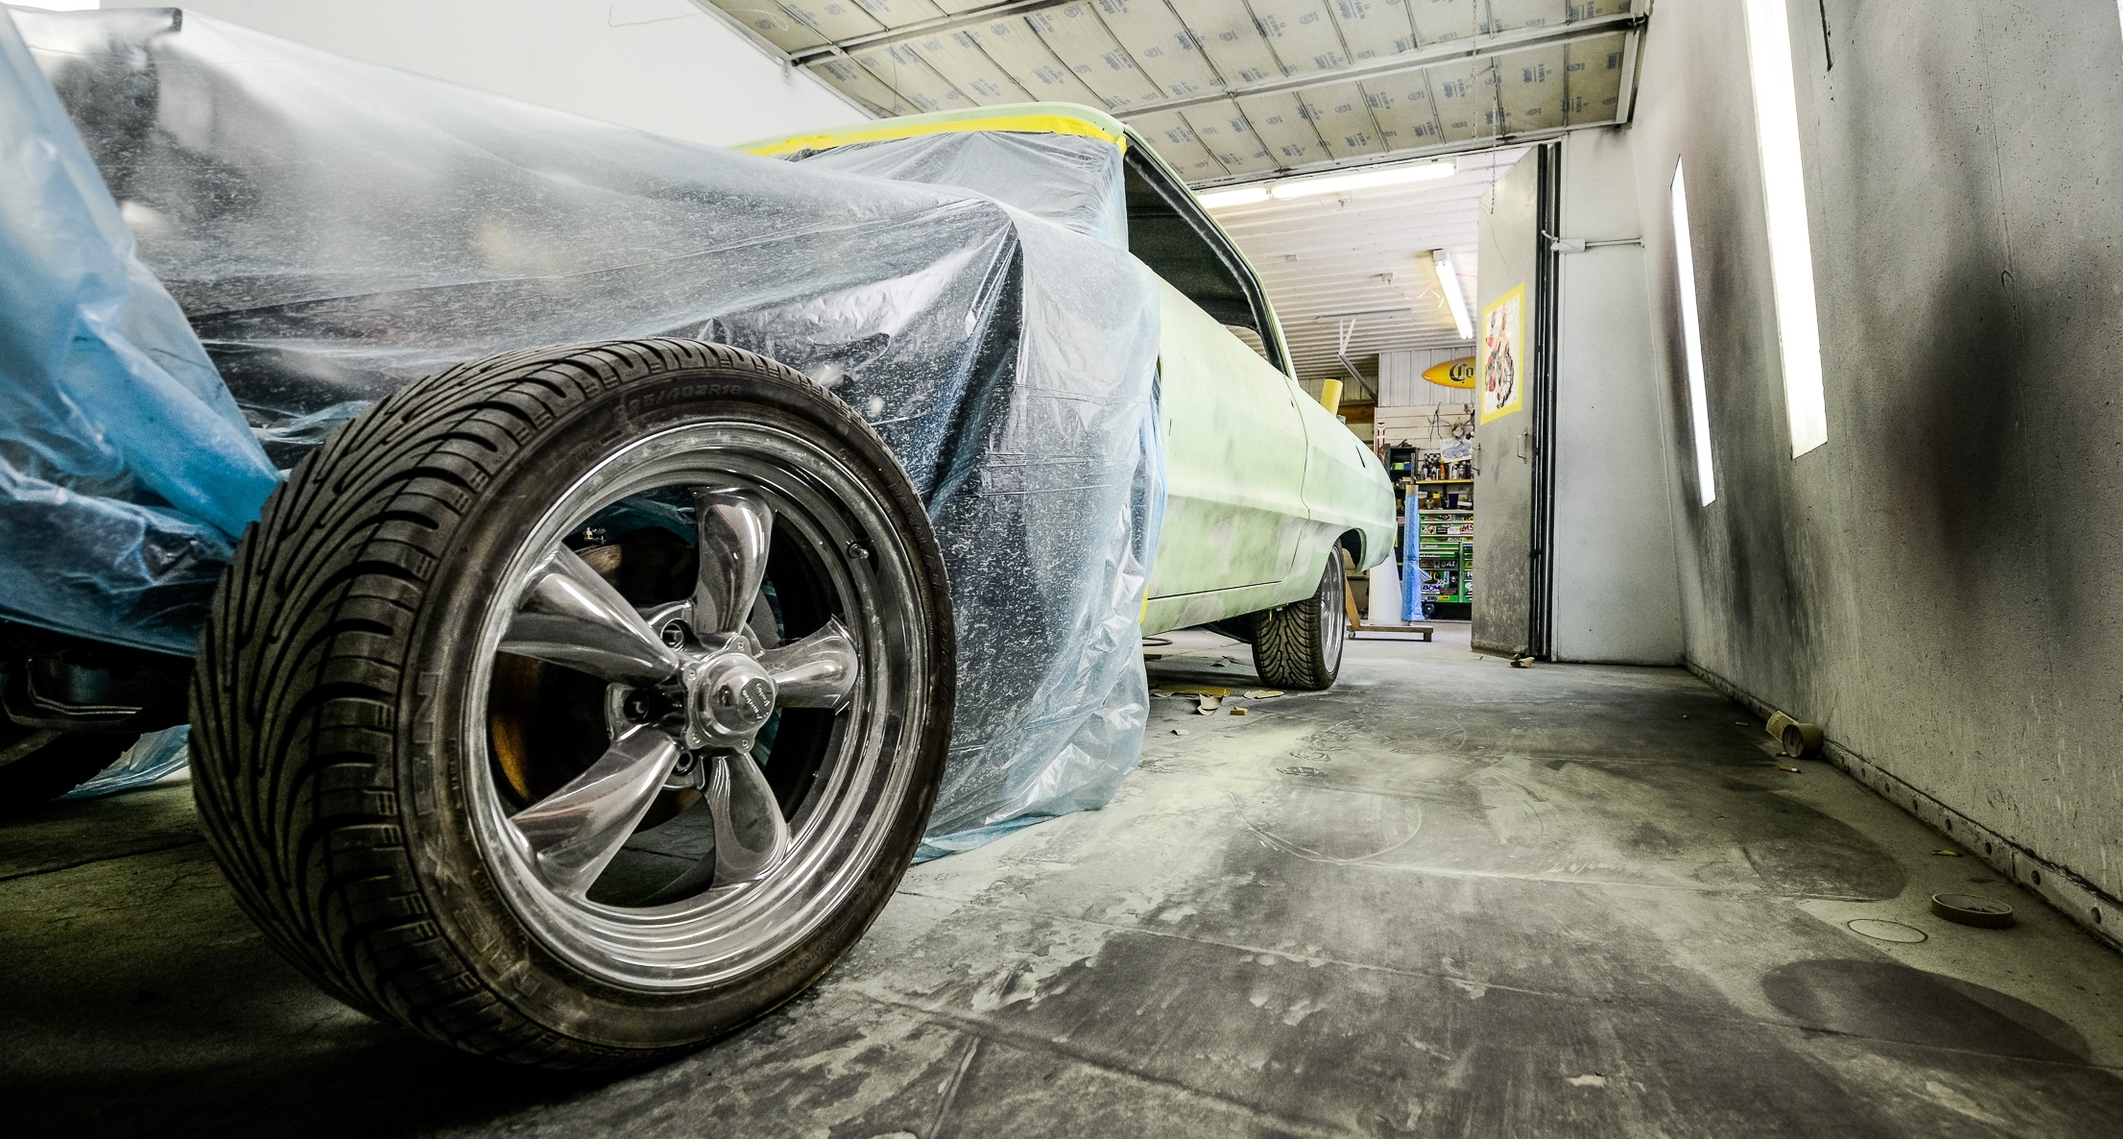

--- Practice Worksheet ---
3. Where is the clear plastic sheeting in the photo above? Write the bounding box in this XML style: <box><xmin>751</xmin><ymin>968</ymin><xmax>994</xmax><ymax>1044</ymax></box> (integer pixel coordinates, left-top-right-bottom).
<box><xmin>10</xmin><ymin>8</ymin><xmax>1161</xmax><ymax>851</ymax></box>
<box><xmin>787</xmin><ymin>130</ymin><xmax>1130</xmax><ymax>250</ymax></box>
<box><xmin>62</xmin><ymin>723</ymin><xmax>189</xmax><ymax>799</ymax></box>
<box><xmin>0</xmin><ymin>7</ymin><xmax>276</xmax><ymax>655</ymax></box>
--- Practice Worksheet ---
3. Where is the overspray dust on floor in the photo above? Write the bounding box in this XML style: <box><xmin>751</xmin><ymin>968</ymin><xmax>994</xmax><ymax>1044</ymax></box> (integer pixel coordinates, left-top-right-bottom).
<box><xmin>3</xmin><ymin>626</ymin><xmax>2120</xmax><ymax>1137</ymax></box>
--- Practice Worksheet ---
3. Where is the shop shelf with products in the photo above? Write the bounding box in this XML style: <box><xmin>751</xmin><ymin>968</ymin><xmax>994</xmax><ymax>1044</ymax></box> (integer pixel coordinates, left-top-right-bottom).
<box><xmin>1388</xmin><ymin>451</ymin><xmax>1475</xmax><ymax>619</ymax></box>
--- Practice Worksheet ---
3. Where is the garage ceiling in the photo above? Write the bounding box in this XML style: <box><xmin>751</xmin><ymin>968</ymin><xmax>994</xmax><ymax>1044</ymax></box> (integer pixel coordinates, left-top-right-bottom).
<box><xmin>696</xmin><ymin>0</ymin><xmax>1644</xmax><ymax>187</ymax></box>
<box><xmin>1212</xmin><ymin>146</ymin><xmax>1523</xmax><ymax>392</ymax></box>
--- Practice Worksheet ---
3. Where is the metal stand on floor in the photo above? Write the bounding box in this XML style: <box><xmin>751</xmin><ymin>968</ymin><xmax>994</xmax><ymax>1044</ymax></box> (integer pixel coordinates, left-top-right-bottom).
<box><xmin>1345</xmin><ymin>583</ymin><xmax>1433</xmax><ymax>641</ymax></box>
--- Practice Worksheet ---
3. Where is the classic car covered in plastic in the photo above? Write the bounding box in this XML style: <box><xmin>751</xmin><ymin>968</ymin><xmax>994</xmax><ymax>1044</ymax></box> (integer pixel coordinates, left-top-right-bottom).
<box><xmin>0</xmin><ymin>5</ymin><xmax>1389</xmax><ymax>1065</ymax></box>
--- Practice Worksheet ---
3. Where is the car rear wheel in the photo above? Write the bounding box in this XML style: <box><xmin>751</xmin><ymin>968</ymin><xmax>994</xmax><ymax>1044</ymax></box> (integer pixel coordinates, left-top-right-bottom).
<box><xmin>190</xmin><ymin>339</ymin><xmax>954</xmax><ymax>1067</ymax></box>
<box><xmin>1250</xmin><ymin>550</ymin><xmax>1346</xmax><ymax>691</ymax></box>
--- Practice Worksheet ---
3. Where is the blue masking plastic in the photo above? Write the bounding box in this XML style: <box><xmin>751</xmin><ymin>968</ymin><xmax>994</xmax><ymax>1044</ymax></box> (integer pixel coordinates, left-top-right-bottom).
<box><xmin>0</xmin><ymin>7</ymin><xmax>276</xmax><ymax>654</ymax></box>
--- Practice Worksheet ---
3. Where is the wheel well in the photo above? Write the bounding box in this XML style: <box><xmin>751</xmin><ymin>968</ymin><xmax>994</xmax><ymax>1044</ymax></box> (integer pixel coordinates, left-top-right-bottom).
<box><xmin>1336</xmin><ymin>530</ymin><xmax>1365</xmax><ymax>567</ymax></box>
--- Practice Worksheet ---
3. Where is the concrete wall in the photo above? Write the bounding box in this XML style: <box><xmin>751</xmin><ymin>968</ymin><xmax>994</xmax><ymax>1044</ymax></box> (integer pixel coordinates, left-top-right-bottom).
<box><xmin>102</xmin><ymin>0</ymin><xmax>859</xmax><ymax>146</ymax></box>
<box><xmin>1628</xmin><ymin>0</ymin><xmax>2123</xmax><ymax>907</ymax></box>
<box><xmin>1551</xmin><ymin>130</ymin><xmax>1685</xmax><ymax>665</ymax></box>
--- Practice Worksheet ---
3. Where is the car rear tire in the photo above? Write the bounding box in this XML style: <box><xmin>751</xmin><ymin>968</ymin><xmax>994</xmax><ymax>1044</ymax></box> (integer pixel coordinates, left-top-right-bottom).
<box><xmin>1250</xmin><ymin>550</ymin><xmax>1346</xmax><ymax>691</ymax></box>
<box><xmin>190</xmin><ymin>339</ymin><xmax>954</xmax><ymax>1068</ymax></box>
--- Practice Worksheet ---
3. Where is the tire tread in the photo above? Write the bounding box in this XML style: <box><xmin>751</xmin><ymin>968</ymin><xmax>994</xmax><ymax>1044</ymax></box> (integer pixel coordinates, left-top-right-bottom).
<box><xmin>191</xmin><ymin>340</ymin><xmax>861</xmax><ymax>1067</ymax></box>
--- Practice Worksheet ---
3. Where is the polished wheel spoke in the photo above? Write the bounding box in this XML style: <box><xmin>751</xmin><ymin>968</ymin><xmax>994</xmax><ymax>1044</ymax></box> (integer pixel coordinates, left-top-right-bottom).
<box><xmin>759</xmin><ymin>618</ymin><xmax>859</xmax><ymax>710</ymax></box>
<box><xmin>705</xmin><ymin>750</ymin><xmax>790</xmax><ymax>884</ymax></box>
<box><xmin>508</xmin><ymin>725</ymin><xmax>683</xmax><ymax>898</ymax></box>
<box><xmin>690</xmin><ymin>488</ymin><xmax>773</xmax><ymax>637</ymax></box>
<box><xmin>502</xmin><ymin>546</ymin><xmax>684</xmax><ymax>685</ymax></box>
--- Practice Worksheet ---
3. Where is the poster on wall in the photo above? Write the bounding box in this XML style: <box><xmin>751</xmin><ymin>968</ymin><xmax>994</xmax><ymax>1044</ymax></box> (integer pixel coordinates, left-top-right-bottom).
<box><xmin>1479</xmin><ymin>284</ymin><xmax>1526</xmax><ymax>423</ymax></box>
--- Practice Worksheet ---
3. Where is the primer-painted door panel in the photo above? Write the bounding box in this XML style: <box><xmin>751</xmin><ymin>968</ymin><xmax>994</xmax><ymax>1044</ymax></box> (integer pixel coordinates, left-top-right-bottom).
<box><xmin>1146</xmin><ymin>280</ymin><xmax>1311</xmax><ymax>602</ymax></box>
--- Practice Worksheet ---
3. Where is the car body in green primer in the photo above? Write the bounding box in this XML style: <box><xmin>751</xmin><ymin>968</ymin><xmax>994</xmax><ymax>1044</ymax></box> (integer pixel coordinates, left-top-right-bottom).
<box><xmin>747</xmin><ymin>104</ymin><xmax>1396</xmax><ymax>636</ymax></box>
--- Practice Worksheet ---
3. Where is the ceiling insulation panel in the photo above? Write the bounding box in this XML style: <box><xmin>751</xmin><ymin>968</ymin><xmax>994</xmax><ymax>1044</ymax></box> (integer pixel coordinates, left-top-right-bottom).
<box><xmin>900</xmin><ymin>28</ymin><xmax>1032</xmax><ymax>104</ymax></box>
<box><xmin>1023</xmin><ymin>3</ymin><xmax>1166</xmax><ymax>110</ymax></box>
<box><xmin>1165</xmin><ymin>0</ymin><xmax>1285</xmax><ymax>85</ymax></box>
<box><xmin>1404</xmin><ymin>0</ymin><xmax>1481</xmax><ymax>44</ymax></box>
<box><xmin>1182</xmin><ymin>105</ymin><xmax>1278</xmax><ymax>175</ymax></box>
<box><xmin>1564</xmin><ymin>31</ymin><xmax>1629</xmax><ymax>125</ymax></box>
<box><xmin>1481</xmin><ymin>0</ymin><xmax>1569</xmax><ymax>35</ymax></box>
<box><xmin>1247</xmin><ymin>0</ymin><xmax>1352</xmax><ymax>75</ymax></box>
<box><xmin>960</xmin><ymin>16</ymin><xmax>1112</xmax><ymax>106</ymax></box>
<box><xmin>1494</xmin><ymin>44</ymin><xmax>1567</xmax><ymax>134</ymax></box>
<box><xmin>1424</xmin><ymin>58</ymin><xmax>1493</xmax><ymax>144</ymax></box>
<box><xmin>806</xmin><ymin>56</ymin><xmax>918</xmax><ymax>114</ymax></box>
<box><xmin>847</xmin><ymin>42</ymin><xmax>970</xmax><ymax>112</ymax></box>
<box><xmin>730</xmin><ymin>0</ymin><xmax>878</xmax><ymax>43</ymax></box>
<box><xmin>852</xmin><ymin>0</ymin><xmax>949</xmax><ymax>28</ymax></box>
<box><xmin>713</xmin><ymin>0</ymin><xmax>1646</xmax><ymax>187</ymax></box>
<box><xmin>1129</xmin><ymin>109</ymin><xmax>1227</xmax><ymax>182</ymax></box>
<box><xmin>715</xmin><ymin>6</ymin><xmax>828</xmax><ymax>52</ymax></box>
<box><xmin>1086</xmin><ymin>1</ymin><xmax>1220</xmax><ymax>100</ymax></box>
<box><xmin>1361</xmin><ymin>73</ymin><xmax>1443</xmax><ymax>151</ymax></box>
<box><xmin>1235</xmin><ymin>91</ymin><xmax>1329</xmax><ymax>166</ymax></box>
<box><xmin>1296</xmin><ymin>81</ymin><xmax>1387</xmax><ymax>160</ymax></box>
<box><xmin>1326</xmin><ymin>0</ymin><xmax>1420</xmax><ymax>61</ymax></box>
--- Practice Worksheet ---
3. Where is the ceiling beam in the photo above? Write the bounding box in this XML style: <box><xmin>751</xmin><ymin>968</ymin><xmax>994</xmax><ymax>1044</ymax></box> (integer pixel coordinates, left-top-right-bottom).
<box><xmin>1123</xmin><ymin>14</ymin><xmax>1643</xmax><ymax>115</ymax></box>
<box><xmin>1172</xmin><ymin>122</ymin><xmax>1591</xmax><ymax>190</ymax></box>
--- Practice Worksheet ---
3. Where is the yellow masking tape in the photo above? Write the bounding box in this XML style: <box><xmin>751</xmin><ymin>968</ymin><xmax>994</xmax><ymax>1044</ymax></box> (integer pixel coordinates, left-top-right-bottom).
<box><xmin>745</xmin><ymin>113</ymin><xmax>1128</xmax><ymax>157</ymax></box>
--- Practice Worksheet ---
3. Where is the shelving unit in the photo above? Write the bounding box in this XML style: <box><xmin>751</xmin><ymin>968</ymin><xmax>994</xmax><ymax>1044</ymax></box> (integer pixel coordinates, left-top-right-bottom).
<box><xmin>1382</xmin><ymin>449</ymin><xmax>1476</xmax><ymax>620</ymax></box>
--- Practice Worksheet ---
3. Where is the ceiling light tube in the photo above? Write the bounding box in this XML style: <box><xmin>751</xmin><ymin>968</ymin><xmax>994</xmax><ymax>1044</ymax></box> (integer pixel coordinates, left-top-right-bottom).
<box><xmin>1196</xmin><ymin>159</ymin><xmax>1457</xmax><ymax>210</ymax></box>
<box><xmin>1197</xmin><ymin>185</ymin><xmax>1271</xmax><ymax>209</ymax></box>
<box><xmin>1271</xmin><ymin>159</ymin><xmax>1457</xmax><ymax>200</ymax></box>
<box><xmin>1431</xmin><ymin>250</ymin><xmax>1473</xmax><ymax>340</ymax></box>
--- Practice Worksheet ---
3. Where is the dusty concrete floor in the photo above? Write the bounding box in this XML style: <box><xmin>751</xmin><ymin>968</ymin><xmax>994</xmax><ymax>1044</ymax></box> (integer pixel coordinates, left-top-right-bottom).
<box><xmin>4</xmin><ymin>627</ymin><xmax>2122</xmax><ymax>1137</ymax></box>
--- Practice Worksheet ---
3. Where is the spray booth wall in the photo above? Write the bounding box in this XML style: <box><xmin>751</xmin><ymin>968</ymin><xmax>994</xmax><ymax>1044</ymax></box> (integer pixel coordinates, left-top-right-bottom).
<box><xmin>1628</xmin><ymin>0</ymin><xmax>2123</xmax><ymax>911</ymax></box>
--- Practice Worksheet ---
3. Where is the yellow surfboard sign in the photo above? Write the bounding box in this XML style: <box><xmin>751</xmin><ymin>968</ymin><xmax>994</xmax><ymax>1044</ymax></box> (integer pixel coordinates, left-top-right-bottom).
<box><xmin>1423</xmin><ymin>355</ymin><xmax>1477</xmax><ymax>389</ymax></box>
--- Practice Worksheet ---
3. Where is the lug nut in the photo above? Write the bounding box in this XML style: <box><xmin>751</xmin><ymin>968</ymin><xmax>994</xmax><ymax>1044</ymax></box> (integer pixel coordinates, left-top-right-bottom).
<box><xmin>661</xmin><ymin>619</ymin><xmax>689</xmax><ymax>647</ymax></box>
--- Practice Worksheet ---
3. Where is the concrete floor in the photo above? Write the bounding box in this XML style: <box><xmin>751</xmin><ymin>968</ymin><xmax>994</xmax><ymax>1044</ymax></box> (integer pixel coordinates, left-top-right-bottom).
<box><xmin>5</xmin><ymin>627</ymin><xmax>2121</xmax><ymax>1137</ymax></box>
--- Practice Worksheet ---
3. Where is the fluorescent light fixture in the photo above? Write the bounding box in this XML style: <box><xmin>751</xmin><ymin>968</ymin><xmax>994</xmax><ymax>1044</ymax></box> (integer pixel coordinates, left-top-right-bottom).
<box><xmin>1742</xmin><ymin>0</ymin><xmax>1829</xmax><ymax>456</ymax></box>
<box><xmin>1198</xmin><ymin>185</ymin><xmax>1270</xmax><ymax>209</ymax></box>
<box><xmin>1431</xmin><ymin>250</ymin><xmax>1473</xmax><ymax>340</ymax></box>
<box><xmin>1270</xmin><ymin>159</ymin><xmax>1456</xmax><ymax>199</ymax></box>
<box><xmin>1671</xmin><ymin>162</ymin><xmax>1716</xmax><ymax>506</ymax></box>
<box><xmin>1196</xmin><ymin>159</ymin><xmax>1456</xmax><ymax>210</ymax></box>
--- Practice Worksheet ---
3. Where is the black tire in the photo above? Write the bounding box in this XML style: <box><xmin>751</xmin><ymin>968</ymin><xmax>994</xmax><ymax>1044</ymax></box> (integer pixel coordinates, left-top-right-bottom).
<box><xmin>190</xmin><ymin>339</ymin><xmax>954</xmax><ymax>1068</ymax></box>
<box><xmin>1250</xmin><ymin>551</ymin><xmax>1346</xmax><ymax>691</ymax></box>
<box><xmin>0</xmin><ymin>726</ymin><xmax>135</xmax><ymax>817</ymax></box>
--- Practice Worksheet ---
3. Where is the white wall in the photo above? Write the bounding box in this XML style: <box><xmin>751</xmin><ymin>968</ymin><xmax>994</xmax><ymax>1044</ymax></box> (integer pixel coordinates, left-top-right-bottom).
<box><xmin>1550</xmin><ymin>130</ymin><xmax>1684</xmax><ymax>665</ymax></box>
<box><xmin>101</xmin><ymin>0</ymin><xmax>861</xmax><ymax>146</ymax></box>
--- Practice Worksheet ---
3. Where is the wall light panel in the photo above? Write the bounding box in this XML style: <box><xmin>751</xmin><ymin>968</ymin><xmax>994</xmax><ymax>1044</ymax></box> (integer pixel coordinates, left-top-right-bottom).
<box><xmin>1741</xmin><ymin>0</ymin><xmax>1829</xmax><ymax>456</ymax></box>
<box><xmin>1671</xmin><ymin>161</ymin><xmax>1717</xmax><ymax>506</ymax></box>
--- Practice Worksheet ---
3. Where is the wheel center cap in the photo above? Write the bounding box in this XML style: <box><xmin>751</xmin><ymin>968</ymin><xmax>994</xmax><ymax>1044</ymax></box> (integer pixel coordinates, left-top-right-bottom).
<box><xmin>682</xmin><ymin>653</ymin><xmax>777</xmax><ymax>749</ymax></box>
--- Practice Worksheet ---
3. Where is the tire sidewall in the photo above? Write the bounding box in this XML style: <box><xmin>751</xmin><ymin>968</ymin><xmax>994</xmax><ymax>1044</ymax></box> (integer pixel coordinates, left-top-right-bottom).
<box><xmin>391</xmin><ymin>358</ymin><xmax>951</xmax><ymax>1052</ymax></box>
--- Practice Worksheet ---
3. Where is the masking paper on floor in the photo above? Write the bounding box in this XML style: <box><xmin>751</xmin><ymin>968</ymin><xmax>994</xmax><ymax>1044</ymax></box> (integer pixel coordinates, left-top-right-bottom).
<box><xmin>4</xmin><ymin>6</ymin><xmax>1161</xmax><ymax>850</ymax></box>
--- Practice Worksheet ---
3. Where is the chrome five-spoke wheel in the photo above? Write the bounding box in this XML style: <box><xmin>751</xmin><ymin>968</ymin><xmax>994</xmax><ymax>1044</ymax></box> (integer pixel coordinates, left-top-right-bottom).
<box><xmin>191</xmin><ymin>341</ymin><xmax>954</xmax><ymax>1065</ymax></box>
